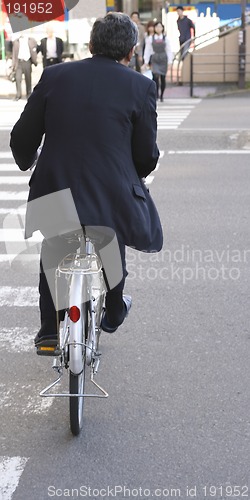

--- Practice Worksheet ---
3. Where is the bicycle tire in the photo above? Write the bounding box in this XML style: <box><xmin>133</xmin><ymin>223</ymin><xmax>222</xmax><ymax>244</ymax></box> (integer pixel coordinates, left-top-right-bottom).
<box><xmin>69</xmin><ymin>368</ymin><xmax>85</xmax><ymax>436</ymax></box>
<box><xmin>69</xmin><ymin>304</ymin><xmax>88</xmax><ymax>436</ymax></box>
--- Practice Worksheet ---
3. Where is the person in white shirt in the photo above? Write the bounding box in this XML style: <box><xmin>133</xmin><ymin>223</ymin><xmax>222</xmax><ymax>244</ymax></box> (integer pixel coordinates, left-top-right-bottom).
<box><xmin>143</xmin><ymin>21</ymin><xmax>172</xmax><ymax>102</ymax></box>
<box><xmin>38</xmin><ymin>25</ymin><xmax>64</xmax><ymax>68</ymax></box>
<box><xmin>11</xmin><ymin>34</ymin><xmax>37</xmax><ymax>101</ymax></box>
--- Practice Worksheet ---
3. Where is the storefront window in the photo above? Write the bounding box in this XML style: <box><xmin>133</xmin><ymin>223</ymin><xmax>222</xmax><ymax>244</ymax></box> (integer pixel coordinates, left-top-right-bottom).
<box><xmin>138</xmin><ymin>0</ymin><xmax>163</xmax><ymax>21</ymax></box>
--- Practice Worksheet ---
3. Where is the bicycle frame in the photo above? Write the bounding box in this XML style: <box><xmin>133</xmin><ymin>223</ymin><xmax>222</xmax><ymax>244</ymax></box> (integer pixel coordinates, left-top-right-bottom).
<box><xmin>39</xmin><ymin>233</ymin><xmax>108</xmax><ymax>400</ymax></box>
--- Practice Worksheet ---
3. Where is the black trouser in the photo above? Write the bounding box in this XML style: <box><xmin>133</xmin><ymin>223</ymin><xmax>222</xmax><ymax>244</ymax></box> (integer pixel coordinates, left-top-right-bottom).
<box><xmin>152</xmin><ymin>74</ymin><xmax>166</xmax><ymax>99</ymax></box>
<box><xmin>45</xmin><ymin>57</ymin><xmax>59</xmax><ymax>67</ymax></box>
<box><xmin>15</xmin><ymin>59</ymin><xmax>32</xmax><ymax>98</ymax></box>
<box><xmin>39</xmin><ymin>231</ymin><xmax>127</xmax><ymax>327</ymax></box>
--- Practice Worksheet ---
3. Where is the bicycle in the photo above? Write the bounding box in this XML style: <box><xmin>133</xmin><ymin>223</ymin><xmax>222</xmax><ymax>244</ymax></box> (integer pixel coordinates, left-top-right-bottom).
<box><xmin>38</xmin><ymin>230</ymin><xmax>109</xmax><ymax>436</ymax></box>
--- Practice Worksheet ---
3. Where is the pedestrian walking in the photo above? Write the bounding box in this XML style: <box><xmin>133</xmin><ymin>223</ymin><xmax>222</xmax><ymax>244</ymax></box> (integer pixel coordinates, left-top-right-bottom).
<box><xmin>143</xmin><ymin>21</ymin><xmax>172</xmax><ymax>102</ymax></box>
<box><xmin>176</xmin><ymin>6</ymin><xmax>195</xmax><ymax>60</ymax></box>
<box><xmin>142</xmin><ymin>20</ymin><xmax>155</xmax><ymax>60</ymax></box>
<box><xmin>129</xmin><ymin>11</ymin><xmax>145</xmax><ymax>72</ymax></box>
<box><xmin>38</xmin><ymin>24</ymin><xmax>64</xmax><ymax>68</ymax></box>
<box><xmin>10</xmin><ymin>13</ymin><xmax>163</xmax><ymax>348</ymax></box>
<box><xmin>11</xmin><ymin>34</ymin><xmax>38</xmax><ymax>101</ymax></box>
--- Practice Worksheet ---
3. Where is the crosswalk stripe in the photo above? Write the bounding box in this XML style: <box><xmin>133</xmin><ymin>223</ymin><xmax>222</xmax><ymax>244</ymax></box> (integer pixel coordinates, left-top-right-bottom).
<box><xmin>0</xmin><ymin>381</ymin><xmax>54</xmax><ymax>414</ymax></box>
<box><xmin>156</xmin><ymin>99</ymin><xmax>200</xmax><ymax>129</ymax></box>
<box><xmin>158</xmin><ymin>126</ymin><xmax>178</xmax><ymax>130</ymax></box>
<box><xmin>161</xmin><ymin>98</ymin><xmax>202</xmax><ymax>105</ymax></box>
<box><xmin>0</xmin><ymin>254</ymin><xmax>39</xmax><ymax>262</ymax></box>
<box><xmin>159</xmin><ymin>105</ymin><xmax>196</xmax><ymax>109</ymax></box>
<box><xmin>0</xmin><ymin>286</ymin><xmax>38</xmax><ymax>306</ymax></box>
<box><xmin>0</xmin><ymin>192</ymin><xmax>28</xmax><ymax>200</ymax></box>
<box><xmin>0</xmin><ymin>165</ymin><xmax>20</xmax><ymax>171</ymax></box>
<box><xmin>0</xmin><ymin>229</ymin><xmax>42</xmax><ymax>242</ymax></box>
<box><xmin>145</xmin><ymin>176</ymin><xmax>154</xmax><ymax>185</ymax></box>
<box><xmin>0</xmin><ymin>177</ymin><xmax>30</xmax><ymax>184</ymax></box>
<box><xmin>0</xmin><ymin>456</ymin><xmax>29</xmax><ymax>500</ymax></box>
<box><xmin>0</xmin><ymin>328</ymin><xmax>36</xmax><ymax>352</ymax></box>
<box><xmin>168</xmin><ymin>150</ymin><xmax>250</xmax><ymax>154</ymax></box>
<box><xmin>0</xmin><ymin>153</ymin><xmax>13</xmax><ymax>159</ymax></box>
<box><xmin>0</xmin><ymin>207</ymin><xmax>26</xmax><ymax>215</ymax></box>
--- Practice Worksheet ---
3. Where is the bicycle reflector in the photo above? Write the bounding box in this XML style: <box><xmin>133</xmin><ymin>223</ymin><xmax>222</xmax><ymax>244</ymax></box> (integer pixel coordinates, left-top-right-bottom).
<box><xmin>69</xmin><ymin>306</ymin><xmax>81</xmax><ymax>323</ymax></box>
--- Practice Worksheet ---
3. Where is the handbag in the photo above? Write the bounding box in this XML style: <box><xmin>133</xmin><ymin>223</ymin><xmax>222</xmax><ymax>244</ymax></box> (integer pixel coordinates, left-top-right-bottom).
<box><xmin>142</xmin><ymin>68</ymin><xmax>153</xmax><ymax>80</ymax></box>
<box><xmin>7</xmin><ymin>68</ymin><xmax>16</xmax><ymax>82</ymax></box>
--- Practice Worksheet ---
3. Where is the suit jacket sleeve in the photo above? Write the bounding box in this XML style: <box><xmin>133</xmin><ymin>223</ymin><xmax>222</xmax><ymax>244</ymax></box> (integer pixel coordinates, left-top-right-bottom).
<box><xmin>12</xmin><ymin>40</ymin><xmax>18</xmax><ymax>71</ymax></box>
<box><xmin>57</xmin><ymin>37</ymin><xmax>64</xmax><ymax>57</ymax></box>
<box><xmin>10</xmin><ymin>71</ymin><xmax>47</xmax><ymax>170</ymax></box>
<box><xmin>131</xmin><ymin>80</ymin><xmax>159</xmax><ymax>178</ymax></box>
<box><xmin>37</xmin><ymin>38</ymin><xmax>46</xmax><ymax>57</ymax></box>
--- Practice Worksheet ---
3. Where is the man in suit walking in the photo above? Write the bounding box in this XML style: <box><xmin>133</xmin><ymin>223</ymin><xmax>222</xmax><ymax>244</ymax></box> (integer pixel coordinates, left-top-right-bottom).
<box><xmin>10</xmin><ymin>13</ymin><xmax>163</xmax><ymax>348</ymax></box>
<box><xmin>12</xmin><ymin>34</ymin><xmax>38</xmax><ymax>100</ymax></box>
<box><xmin>38</xmin><ymin>24</ymin><xmax>64</xmax><ymax>68</ymax></box>
<box><xmin>130</xmin><ymin>11</ymin><xmax>145</xmax><ymax>72</ymax></box>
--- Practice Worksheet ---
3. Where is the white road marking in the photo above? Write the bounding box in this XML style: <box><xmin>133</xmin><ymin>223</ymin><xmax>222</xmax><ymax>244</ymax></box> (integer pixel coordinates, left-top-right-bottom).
<box><xmin>0</xmin><ymin>153</ymin><xmax>13</xmax><ymax>159</ymax></box>
<box><xmin>168</xmin><ymin>150</ymin><xmax>250</xmax><ymax>154</ymax></box>
<box><xmin>160</xmin><ymin>98</ymin><xmax>202</xmax><ymax>105</ymax></box>
<box><xmin>145</xmin><ymin>176</ymin><xmax>154</xmax><ymax>185</ymax></box>
<box><xmin>0</xmin><ymin>177</ymin><xmax>30</xmax><ymax>184</ymax></box>
<box><xmin>159</xmin><ymin>126</ymin><xmax>179</xmax><ymax>130</ymax></box>
<box><xmin>0</xmin><ymin>207</ymin><xmax>26</xmax><ymax>215</ymax></box>
<box><xmin>0</xmin><ymin>229</ymin><xmax>42</xmax><ymax>242</ymax></box>
<box><xmin>0</xmin><ymin>254</ymin><xmax>39</xmax><ymax>262</ymax></box>
<box><xmin>0</xmin><ymin>382</ymin><xmax>54</xmax><ymax>414</ymax></box>
<box><xmin>0</xmin><ymin>327</ymin><xmax>35</xmax><ymax>352</ymax></box>
<box><xmin>157</xmin><ymin>100</ymin><xmax>201</xmax><ymax>130</ymax></box>
<box><xmin>0</xmin><ymin>192</ymin><xmax>28</xmax><ymax>201</ymax></box>
<box><xmin>0</xmin><ymin>165</ymin><xmax>20</xmax><ymax>171</ymax></box>
<box><xmin>0</xmin><ymin>286</ymin><xmax>39</xmax><ymax>306</ymax></box>
<box><xmin>0</xmin><ymin>456</ymin><xmax>28</xmax><ymax>500</ymax></box>
<box><xmin>174</xmin><ymin>128</ymin><xmax>250</xmax><ymax>132</ymax></box>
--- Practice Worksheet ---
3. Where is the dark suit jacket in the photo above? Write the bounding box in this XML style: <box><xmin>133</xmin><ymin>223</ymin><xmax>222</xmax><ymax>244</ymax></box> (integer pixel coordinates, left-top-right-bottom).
<box><xmin>38</xmin><ymin>37</ymin><xmax>64</xmax><ymax>67</ymax></box>
<box><xmin>10</xmin><ymin>55</ymin><xmax>163</xmax><ymax>252</ymax></box>
<box><xmin>12</xmin><ymin>37</ymin><xmax>38</xmax><ymax>70</ymax></box>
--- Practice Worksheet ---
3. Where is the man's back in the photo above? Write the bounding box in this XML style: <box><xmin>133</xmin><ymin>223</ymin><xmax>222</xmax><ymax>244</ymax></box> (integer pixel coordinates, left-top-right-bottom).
<box><xmin>11</xmin><ymin>54</ymin><xmax>161</xmax><ymax>250</ymax></box>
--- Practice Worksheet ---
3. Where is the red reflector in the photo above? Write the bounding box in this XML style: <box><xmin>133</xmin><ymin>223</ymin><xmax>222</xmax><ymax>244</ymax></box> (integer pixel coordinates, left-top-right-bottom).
<box><xmin>69</xmin><ymin>306</ymin><xmax>80</xmax><ymax>323</ymax></box>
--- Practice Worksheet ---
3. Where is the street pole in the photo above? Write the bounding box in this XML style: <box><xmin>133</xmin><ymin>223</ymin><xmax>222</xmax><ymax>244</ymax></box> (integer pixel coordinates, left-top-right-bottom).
<box><xmin>0</xmin><ymin>0</ymin><xmax>6</xmax><ymax>61</ymax></box>
<box><xmin>238</xmin><ymin>0</ymin><xmax>246</xmax><ymax>89</ymax></box>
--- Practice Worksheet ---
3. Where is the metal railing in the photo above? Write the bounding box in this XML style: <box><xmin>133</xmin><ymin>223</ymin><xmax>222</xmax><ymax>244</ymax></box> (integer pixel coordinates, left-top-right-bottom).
<box><xmin>170</xmin><ymin>17</ymin><xmax>242</xmax><ymax>86</ymax></box>
<box><xmin>189</xmin><ymin>50</ymin><xmax>250</xmax><ymax>96</ymax></box>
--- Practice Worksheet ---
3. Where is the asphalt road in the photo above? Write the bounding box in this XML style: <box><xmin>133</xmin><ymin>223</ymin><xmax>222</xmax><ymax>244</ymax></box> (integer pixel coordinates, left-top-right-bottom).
<box><xmin>0</xmin><ymin>96</ymin><xmax>250</xmax><ymax>500</ymax></box>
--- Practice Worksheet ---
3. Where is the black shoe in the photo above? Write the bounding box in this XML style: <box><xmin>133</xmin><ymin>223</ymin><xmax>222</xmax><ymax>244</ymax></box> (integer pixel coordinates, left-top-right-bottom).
<box><xmin>34</xmin><ymin>320</ymin><xmax>58</xmax><ymax>347</ymax></box>
<box><xmin>13</xmin><ymin>96</ymin><xmax>21</xmax><ymax>101</ymax></box>
<box><xmin>101</xmin><ymin>295</ymin><xmax>132</xmax><ymax>333</ymax></box>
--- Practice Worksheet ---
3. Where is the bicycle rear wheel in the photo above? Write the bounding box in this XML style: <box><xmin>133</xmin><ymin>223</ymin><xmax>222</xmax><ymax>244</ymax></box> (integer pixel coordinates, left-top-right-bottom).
<box><xmin>69</xmin><ymin>367</ymin><xmax>85</xmax><ymax>435</ymax></box>
<box><xmin>69</xmin><ymin>304</ymin><xmax>88</xmax><ymax>436</ymax></box>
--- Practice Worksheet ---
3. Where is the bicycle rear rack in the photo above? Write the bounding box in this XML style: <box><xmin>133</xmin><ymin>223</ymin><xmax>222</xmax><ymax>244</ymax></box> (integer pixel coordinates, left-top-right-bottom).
<box><xmin>39</xmin><ymin>360</ymin><xmax>108</xmax><ymax>399</ymax></box>
<box><xmin>40</xmin><ymin>249</ymin><xmax>108</xmax><ymax>399</ymax></box>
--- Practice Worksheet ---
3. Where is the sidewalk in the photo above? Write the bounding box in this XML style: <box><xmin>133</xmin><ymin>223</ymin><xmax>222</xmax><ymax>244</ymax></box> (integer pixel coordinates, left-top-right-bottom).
<box><xmin>0</xmin><ymin>61</ymin><xmax>43</xmax><ymax>100</ymax></box>
<box><xmin>0</xmin><ymin>75</ymin><xmax>223</xmax><ymax>100</ymax></box>
<box><xmin>0</xmin><ymin>61</ymin><xmax>249</xmax><ymax>100</ymax></box>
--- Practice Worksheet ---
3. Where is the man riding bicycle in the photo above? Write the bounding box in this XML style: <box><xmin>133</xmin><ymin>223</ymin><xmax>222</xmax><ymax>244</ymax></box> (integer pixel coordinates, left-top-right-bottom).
<box><xmin>10</xmin><ymin>13</ymin><xmax>163</xmax><ymax>349</ymax></box>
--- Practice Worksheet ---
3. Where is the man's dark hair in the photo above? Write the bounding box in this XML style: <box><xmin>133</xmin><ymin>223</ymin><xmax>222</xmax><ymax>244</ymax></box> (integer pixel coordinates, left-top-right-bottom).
<box><xmin>176</xmin><ymin>5</ymin><xmax>184</xmax><ymax>10</ymax></box>
<box><xmin>89</xmin><ymin>12</ymin><xmax>138</xmax><ymax>61</ymax></box>
<box><xmin>131</xmin><ymin>11</ymin><xmax>140</xmax><ymax>18</ymax></box>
